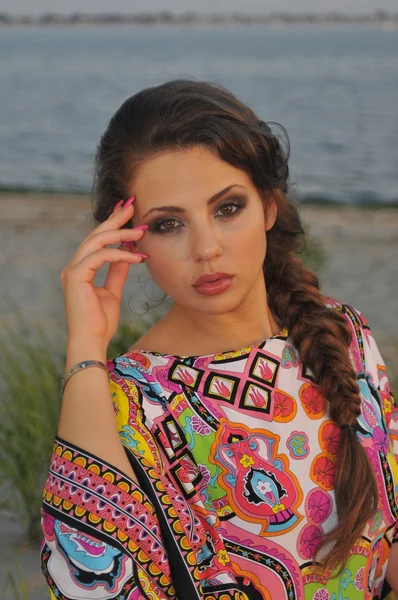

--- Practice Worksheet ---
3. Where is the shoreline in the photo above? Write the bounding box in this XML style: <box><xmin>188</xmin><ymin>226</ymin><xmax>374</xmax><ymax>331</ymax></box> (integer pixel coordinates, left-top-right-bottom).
<box><xmin>1</xmin><ymin>17</ymin><xmax>397</xmax><ymax>29</ymax></box>
<box><xmin>2</xmin><ymin>23</ymin><xmax>397</xmax><ymax>29</ymax></box>
<box><xmin>1</xmin><ymin>189</ymin><xmax>397</xmax><ymax>209</ymax></box>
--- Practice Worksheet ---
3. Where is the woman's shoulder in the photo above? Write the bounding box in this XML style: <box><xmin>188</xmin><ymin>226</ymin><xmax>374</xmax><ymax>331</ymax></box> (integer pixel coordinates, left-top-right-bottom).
<box><xmin>105</xmin><ymin>343</ymin><xmax>171</xmax><ymax>430</ymax></box>
<box><xmin>324</xmin><ymin>294</ymin><xmax>363</xmax><ymax>318</ymax></box>
<box><xmin>126</xmin><ymin>326</ymin><xmax>163</xmax><ymax>355</ymax></box>
<box><xmin>322</xmin><ymin>296</ymin><xmax>385</xmax><ymax>383</ymax></box>
<box><xmin>323</xmin><ymin>295</ymin><xmax>372</xmax><ymax>336</ymax></box>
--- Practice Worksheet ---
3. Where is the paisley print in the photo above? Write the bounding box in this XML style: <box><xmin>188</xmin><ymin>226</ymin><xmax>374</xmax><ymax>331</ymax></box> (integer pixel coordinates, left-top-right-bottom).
<box><xmin>40</xmin><ymin>298</ymin><xmax>398</xmax><ymax>599</ymax></box>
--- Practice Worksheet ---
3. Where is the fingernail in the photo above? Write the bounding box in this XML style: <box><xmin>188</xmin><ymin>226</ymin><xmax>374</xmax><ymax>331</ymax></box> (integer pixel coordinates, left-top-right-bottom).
<box><xmin>112</xmin><ymin>200</ymin><xmax>124</xmax><ymax>214</ymax></box>
<box><xmin>133</xmin><ymin>224</ymin><xmax>148</xmax><ymax>231</ymax></box>
<box><xmin>124</xmin><ymin>196</ymin><xmax>135</xmax><ymax>209</ymax></box>
<box><xmin>135</xmin><ymin>252</ymin><xmax>148</xmax><ymax>259</ymax></box>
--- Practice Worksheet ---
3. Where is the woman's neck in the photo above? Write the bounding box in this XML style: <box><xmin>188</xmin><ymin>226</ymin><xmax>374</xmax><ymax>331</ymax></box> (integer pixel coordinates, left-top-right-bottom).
<box><xmin>130</xmin><ymin>276</ymin><xmax>282</xmax><ymax>357</ymax></box>
<box><xmin>166</xmin><ymin>307</ymin><xmax>280</xmax><ymax>356</ymax></box>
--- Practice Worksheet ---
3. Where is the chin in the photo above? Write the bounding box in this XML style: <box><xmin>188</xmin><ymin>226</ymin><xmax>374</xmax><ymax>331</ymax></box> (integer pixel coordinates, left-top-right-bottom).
<box><xmin>191</xmin><ymin>292</ymin><xmax>247</xmax><ymax>315</ymax></box>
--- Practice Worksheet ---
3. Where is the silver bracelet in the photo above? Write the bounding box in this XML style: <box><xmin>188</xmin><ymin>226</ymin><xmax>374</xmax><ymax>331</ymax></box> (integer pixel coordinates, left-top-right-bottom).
<box><xmin>61</xmin><ymin>360</ymin><xmax>110</xmax><ymax>393</ymax></box>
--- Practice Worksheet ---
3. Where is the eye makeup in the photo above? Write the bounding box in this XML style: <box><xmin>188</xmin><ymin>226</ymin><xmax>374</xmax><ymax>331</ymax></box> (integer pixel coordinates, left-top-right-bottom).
<box><xmin>149</xmin><ymin>217</ymin><xmax>181</xmax><ymax>234</ymax></box>
<box><xmin>147</xmin><ymin>195</ymin><xmax>248</xmax><ymax>234</ymax></box>
<box><xmin>216</xmin><ymin>196</ymin><xmax>247</xmax><ymax>218</ymax></box>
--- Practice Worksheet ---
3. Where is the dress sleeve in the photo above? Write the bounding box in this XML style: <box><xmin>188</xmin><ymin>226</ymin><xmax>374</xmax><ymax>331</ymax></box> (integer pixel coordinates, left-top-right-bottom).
<box><xmin>355</xmin><ymin>308</ymin><xmax>398</xmax><ymax>459</ymax></box>
<box><xmin>343</xmin><ymin>304</ymin><xmax>398</xmax><ymax>543</ymax></box>
<box><xmin>40</xmin><ymin>355</ymin><xmax>205</xmax><ymax>600</ymax></box>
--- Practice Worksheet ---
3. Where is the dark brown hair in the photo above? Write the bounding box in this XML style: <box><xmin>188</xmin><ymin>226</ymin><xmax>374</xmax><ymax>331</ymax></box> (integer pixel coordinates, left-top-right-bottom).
<box><xmin>92</xmin><ymin>79</ymin><xmax>378</xmax><ymax>576</ymax></box>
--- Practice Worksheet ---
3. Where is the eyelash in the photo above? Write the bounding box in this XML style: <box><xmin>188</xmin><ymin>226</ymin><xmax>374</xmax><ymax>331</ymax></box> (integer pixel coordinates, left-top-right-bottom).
<box><xmin>149</xmin><ymin>199</ymin><xmax>246</xmax><ymax>234</ymax></box>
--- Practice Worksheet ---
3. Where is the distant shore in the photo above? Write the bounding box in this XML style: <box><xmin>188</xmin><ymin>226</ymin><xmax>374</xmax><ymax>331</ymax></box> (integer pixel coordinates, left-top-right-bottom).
<box><xmin>1</xmin><ymin>11</ymin><xmax>397</xmax><ymax>28</ymax></box>
<box><xmin>1</xmin><ymin>188</ymin><xmax>397</xmax><ymax>209</ymax></box>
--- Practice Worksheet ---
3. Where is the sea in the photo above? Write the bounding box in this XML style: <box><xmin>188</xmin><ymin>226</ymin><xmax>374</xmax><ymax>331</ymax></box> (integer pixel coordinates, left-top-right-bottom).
<box><xmin>0</xmin><ymin>24</ymin><xmax>397</xmax><ymax>205</ymax></box>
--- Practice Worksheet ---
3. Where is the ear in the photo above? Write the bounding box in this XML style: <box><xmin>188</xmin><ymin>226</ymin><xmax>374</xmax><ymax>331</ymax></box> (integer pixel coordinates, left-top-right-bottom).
<box><xmin>264</xmin><ymin>199</ymin><xmax>277</xmax><ymax>232</ymax></box>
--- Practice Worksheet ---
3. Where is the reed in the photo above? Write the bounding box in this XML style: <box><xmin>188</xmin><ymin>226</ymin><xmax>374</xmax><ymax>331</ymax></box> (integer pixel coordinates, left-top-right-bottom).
<box><xmin>0</xmin><ymin>555</ymin><xmax>28</xmax><ymax>600</ymax></box>
<box><xmin>0</xmin><ymin>310</ymin><xmax>64</xmax><ymax>542</ymax></box>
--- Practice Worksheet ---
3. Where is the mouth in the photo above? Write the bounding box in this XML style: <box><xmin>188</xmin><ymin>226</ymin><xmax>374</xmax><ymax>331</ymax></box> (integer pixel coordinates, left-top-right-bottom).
<box><xmin>193</xmin><ymin>272</ymin><xmax>234</xmax><ymax>296</ymax></box>
<box><xmin>193</xmin><ymin>272</ymin><xmax>233</xmax><ymax>286</ymax></box>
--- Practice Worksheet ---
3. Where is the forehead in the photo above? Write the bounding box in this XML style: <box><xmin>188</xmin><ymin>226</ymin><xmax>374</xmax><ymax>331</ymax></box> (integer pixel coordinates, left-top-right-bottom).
<box><xmin>131</xmin><ymin>146</ymin><xmax>253</xmax><ymax>209</ymax></box>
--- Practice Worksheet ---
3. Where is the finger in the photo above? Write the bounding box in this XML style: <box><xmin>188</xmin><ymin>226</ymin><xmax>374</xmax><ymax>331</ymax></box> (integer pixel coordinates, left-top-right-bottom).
<box><xmin>69</xmin><ymin>226</ymin><xmax>147</xmax><ymax>267</ymax></box>
<box><xmin>99</xmin><ymin>196</ymin><xmax>136</xmax><ymax>232</ymax></box>
<box><xmin>103</xmin><ymin>259</ymin><xmax>131</xmax><ymax>300</ymax></box>
<box><xmin>123</xmin><ymin>240</ymin><xmax>138</xmax><ymax>253</ymax></box>
<box><xmin>103</xmin><ymin>239</ymin><xmax>145</xmax><ymax>298</ymax></box>
<box><xmin>67</xmin><ymin>247</ymin><xmax>146</xmax><ymax>285</ymax></box>
<box><xmin>78</xmin><ymin>197</ymin><xmax>136</xmax><ymax>251</ymax></box>
<box><xmin>67</xmin><ymin>197</ymin><xmax>137</xmax><ymax>268</ymax></box>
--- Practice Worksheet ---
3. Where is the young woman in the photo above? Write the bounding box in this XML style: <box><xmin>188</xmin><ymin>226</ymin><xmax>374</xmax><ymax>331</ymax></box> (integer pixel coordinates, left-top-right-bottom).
<box><xmin>40</xmin><ymin>80</ymin><xmax>398</xmax><ymax>599</ymax></box>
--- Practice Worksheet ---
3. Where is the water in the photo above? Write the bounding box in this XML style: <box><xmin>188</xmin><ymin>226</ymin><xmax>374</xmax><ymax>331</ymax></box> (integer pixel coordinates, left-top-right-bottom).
<box><xmin>0</xmin><ymin>24</ymin><xmax>397</xmax><ymax>205</ymax></box>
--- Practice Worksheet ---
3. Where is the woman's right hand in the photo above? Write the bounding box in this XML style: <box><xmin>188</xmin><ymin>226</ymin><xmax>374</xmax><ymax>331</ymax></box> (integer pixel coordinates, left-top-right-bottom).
<box><xmin>60</xmin><ymin>197</ymin><xmax>147</xmax><ymax>349</ymax></box>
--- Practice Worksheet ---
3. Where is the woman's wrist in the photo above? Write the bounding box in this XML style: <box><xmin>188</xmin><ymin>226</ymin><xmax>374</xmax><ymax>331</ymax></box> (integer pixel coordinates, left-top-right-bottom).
<box><xmin>65</xmin><ymin>338</ymin><xmax>108</xmax><ymax>373</ymax></box>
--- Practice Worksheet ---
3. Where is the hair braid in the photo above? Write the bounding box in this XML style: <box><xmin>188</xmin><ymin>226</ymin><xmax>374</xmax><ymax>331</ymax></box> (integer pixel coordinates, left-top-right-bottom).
<box><xmin>265</xmin><ymin>191</ymin><xmax>378</xmax><ymax>575</ymax></box>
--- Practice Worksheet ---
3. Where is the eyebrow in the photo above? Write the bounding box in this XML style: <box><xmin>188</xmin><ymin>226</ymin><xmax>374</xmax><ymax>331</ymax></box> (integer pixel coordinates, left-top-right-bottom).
<box><xmin>142</xmin><ymin>184</ymin><xmax>247</xmax><ymax>219</ymax></box>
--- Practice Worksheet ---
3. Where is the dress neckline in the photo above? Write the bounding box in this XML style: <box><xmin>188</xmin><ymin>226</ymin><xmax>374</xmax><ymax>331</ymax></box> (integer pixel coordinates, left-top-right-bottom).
<box><xmin>124</xmin><ymin>326</ymin><xmax>289</xmax><ymax>361</ymax></box>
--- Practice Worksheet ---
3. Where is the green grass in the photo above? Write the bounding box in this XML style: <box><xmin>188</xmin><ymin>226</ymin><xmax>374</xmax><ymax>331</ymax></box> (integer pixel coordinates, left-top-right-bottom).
<box><xmin>0</xmin><ymin>553</ymin><xmax>28</xmax><ymax>600</ymax></box>
<box><xmin>0</xmin><ymin>321</ymin><xmax>64</xmax><ymax>542</ymax></box>
<box><xmin>299</xmin><ymin>225</ymin><xmax>328</xmax><ymax>273</ymax></box>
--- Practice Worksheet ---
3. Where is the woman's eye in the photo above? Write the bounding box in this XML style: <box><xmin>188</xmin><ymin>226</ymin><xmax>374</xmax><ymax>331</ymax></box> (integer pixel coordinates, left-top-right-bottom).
<box><xmin>216</xmin><ymin>202</ymin><xmax>242</xmax><ymax>217</ymax></box>
<box><xmin>150</xmin><ymin>199</ymin><xmax>245</xmax><ymax>233</ymax></box>
<box><xmin>154</xmin><ymin>218</ymin><xmax>180</xmax><ymax>233</ymax></box>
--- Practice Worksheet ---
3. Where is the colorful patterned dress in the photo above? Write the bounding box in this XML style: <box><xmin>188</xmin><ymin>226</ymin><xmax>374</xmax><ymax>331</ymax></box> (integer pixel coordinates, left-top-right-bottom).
<box><xmin>40</xmin><ymin>298</ymin><xmax>398</xmax><ymax>600</ymax></box>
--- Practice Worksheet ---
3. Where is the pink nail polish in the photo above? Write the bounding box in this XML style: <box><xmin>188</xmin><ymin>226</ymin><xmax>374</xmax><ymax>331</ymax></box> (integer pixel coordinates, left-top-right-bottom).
<box><xmin>135</xmin><ymin>252</ymin><xmax>148</xmax><ymax>259</ymax></box>
<box><xmin>124</xmin><ymin>196</ymin><xmax>135</xmax><ymax>208</ymax></box>
<box><xmin>133</xmin><ymin>224</ymin><xmax>148</xmax><ymax>231</ymax></box>
<box><xmin>112</xmin><ymin>200</ymin><xmax>124</xmax><ymax>213</ymax></box>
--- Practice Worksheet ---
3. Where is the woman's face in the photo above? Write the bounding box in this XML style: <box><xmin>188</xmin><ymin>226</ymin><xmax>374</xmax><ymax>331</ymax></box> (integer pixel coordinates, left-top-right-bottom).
<box><xmin>130</xmin><ymin>145</ymin><xmax>276</xmax><ymax>315</ymax></box>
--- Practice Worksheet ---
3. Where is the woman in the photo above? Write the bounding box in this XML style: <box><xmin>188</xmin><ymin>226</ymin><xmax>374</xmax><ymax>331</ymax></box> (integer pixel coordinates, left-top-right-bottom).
<box><xmin>40</xmin><ymin>80</ymin><xmax>398</xmax><ymax>599</ymax></box>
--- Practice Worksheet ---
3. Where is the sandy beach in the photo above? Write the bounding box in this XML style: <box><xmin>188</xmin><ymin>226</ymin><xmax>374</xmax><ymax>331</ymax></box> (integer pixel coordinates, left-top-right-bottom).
<box><xmin>0</xmin><ymin>191</ymin><xmax>397</xmax><ymax>596</ymax></box>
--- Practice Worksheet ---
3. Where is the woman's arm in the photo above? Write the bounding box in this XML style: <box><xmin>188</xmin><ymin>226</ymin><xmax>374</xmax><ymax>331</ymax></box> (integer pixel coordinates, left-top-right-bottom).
<box><xmin>41</xmin><ymin>345</ymin><xmax>175</xmax><ymax>598</ymax></box>
<box><xmin>41</xmin><ymin>436</ymin><xmax>173</xmax><ymax>599</ymax></box>
<box><xmin>57</xmin><ymin>337</ymin><xmax>139</xmax><ymax>483</ymax></box>
<box><xmin>41</xmin><ymin>352</ymin><xmax>206</xmax><ymax>599</ymax></box>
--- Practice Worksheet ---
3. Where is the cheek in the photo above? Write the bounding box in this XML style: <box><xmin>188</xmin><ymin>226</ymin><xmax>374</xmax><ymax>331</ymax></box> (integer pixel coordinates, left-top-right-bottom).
<box><xmin>144</xmin><ymin>238</ymin><xmax>188</xmax><ymax>295</ymax></box>
<box><xmin>229</xmin><ymin>223</ymin><xmax>267</xmax><ymax>266</ymax></box>
<box><xmin>139</xmin><ymin>233</ymin><xmax>183</xmax><ymax>257</ymax></box>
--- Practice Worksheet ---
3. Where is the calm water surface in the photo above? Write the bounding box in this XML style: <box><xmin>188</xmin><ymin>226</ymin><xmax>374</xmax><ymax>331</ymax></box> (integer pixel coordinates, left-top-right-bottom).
<box><xmin>0</xmin><ymin>25</ymin><xmax>397</xmax><ymax>204</ymax></box>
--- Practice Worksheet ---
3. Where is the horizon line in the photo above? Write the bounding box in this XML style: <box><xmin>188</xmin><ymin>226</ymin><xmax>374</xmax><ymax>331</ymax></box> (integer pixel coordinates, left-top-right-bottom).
<box><xmin>1</xmin><ymin>9</ymin><xmax>398</xmax><ymax>17</ymax></box>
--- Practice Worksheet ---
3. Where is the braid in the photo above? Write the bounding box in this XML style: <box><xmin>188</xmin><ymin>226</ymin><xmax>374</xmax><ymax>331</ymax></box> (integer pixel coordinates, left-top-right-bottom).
<box><xmin>265</xmin><ymin>189</ymin><xmax>378</xmax><ymax>575</ymax></box>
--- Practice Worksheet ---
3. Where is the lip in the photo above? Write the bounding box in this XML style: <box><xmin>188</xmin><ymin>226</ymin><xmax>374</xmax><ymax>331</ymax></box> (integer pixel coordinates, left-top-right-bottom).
<box><xmin>193</xmin><ymin>272</ymin><xmax>233</xmax><ymax>286</ymax></box>
<box><xmin>193</xmin><ymin>272</ymin><xmax>234</xmax><ymax>296</ymax></box>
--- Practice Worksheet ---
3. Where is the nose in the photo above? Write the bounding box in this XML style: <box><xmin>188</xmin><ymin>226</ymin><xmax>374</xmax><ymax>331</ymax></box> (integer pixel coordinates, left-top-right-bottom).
<box><xmin>189</xmin><ymin>223</ymin><xmax>223</xmax><ymax>263</ymax></box>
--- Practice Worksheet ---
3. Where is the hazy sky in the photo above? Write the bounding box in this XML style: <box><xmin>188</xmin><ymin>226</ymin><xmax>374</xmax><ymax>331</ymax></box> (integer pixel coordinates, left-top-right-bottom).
<box><xmin>1</xmin><ymin>0</ymin><xmax>396</xmax><ymax>15</ymax></box>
